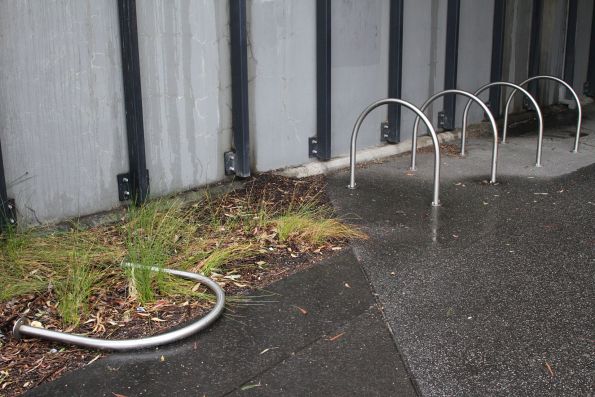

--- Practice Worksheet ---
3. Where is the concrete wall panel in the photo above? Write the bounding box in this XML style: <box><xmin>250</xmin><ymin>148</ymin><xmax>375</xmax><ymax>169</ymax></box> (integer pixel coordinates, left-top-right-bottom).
<box><xmin>248</xmin><ymin>0</ymin><xmax>316</xmax><ymax>172</ymax></box>
<box><xmin>0</xmin><ymin>0</ymin><xmax>127</xmax><ymax>225</ymax></box>
<box><xmin>400</xmin><ymin>0</ymin><xmax>446</xmax><ymax>141</ymax></box>
<box><xmin>455</xmin><ymin>0</ymin><xmax>495</xmax><ymax>127</ymax></box>
<box><xmin>136</xmin><ymin>0</ymin><xmax>232</xmax><ymax>196</ymax></box>
<box><xmin>330</xmin><ymin>0</ymin><xmax>390</xmax><ymax>156</ymax></box>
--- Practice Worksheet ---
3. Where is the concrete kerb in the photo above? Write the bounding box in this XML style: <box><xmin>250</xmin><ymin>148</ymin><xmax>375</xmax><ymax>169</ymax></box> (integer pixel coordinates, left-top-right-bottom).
<box><xmin>279</xmin><ymin>130</ymin><xmax>462</xmax><ymax>179</ymax></box>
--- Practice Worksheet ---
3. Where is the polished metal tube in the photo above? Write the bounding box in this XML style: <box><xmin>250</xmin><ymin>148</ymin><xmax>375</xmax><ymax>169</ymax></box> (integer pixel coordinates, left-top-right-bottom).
<box><xmin>349</xmin><ymin>98</ymin><xmax>441</xmax><ymax>206</ymax></box>
<box><xmin>13</xmin><ymin>263</ymin><xmax>225</xmax><ymax>351</ymax></box>
<box><xmin>461</xmin><ymin>82</ymin><xmax>543</xmax><ymax>167</ymax></box>
<box><xmin>411</xmin><ymin>89</ymin><xmax>499</xmax><ymax>183</ymax></box>
<box><xmin>502</xmin><ymin>75</ymin><xmax>582</xmax><ymax>156</ymax></box>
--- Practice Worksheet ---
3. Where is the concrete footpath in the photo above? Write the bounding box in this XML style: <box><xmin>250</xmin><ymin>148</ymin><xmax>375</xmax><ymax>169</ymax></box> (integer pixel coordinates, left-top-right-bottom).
<box><xmin>27</xmin><ymin>106</ymin><xmax>594</xmax><ymax>396</ymax></box>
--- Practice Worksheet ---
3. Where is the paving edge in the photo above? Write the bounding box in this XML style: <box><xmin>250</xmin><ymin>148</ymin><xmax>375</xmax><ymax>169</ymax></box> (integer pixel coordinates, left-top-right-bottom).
<box><xmin>278</xmin><ymin>130</ymin><xmax>461</xmax><ymax>179</ymax></box>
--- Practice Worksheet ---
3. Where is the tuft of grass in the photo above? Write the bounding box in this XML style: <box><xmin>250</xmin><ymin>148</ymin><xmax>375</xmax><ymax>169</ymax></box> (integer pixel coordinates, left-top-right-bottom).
<box><xmin>0</xmin><ymin>226</ymin><xmax>118</xmax><ymax>301</ymax></box>
<box><xmin>123</xmin><ymin>199</ymin><xmax>194</xmax><ymax>304</ymax></box>
<box><xmin>194</xmin><ymin>243</ymin><xmax>258</xmax><ymax>276</ymax></box>
<box><xmin>272</xmin><ymin>204</ymin><xmax>365</xmax><ymax>246</ymax></box>
<box><xmin>54</xmin><ymin>252</ymin><xmax>100</xmax><ymax>327</ymax></box>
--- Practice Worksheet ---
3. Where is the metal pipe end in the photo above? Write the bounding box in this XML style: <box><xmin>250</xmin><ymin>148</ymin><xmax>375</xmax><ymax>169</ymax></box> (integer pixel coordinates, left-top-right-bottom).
<box><xmin>490</xmin><ymin>179</ymin><xmax>497</xmax><ymax>184</ymax></box>
<box><xmin>408</xmin><ymin>166</ymin><xmax>416</xmax><ymax>172</ymax></box>
<box><xmin>571</xmin><ymin>149</ymin><xmax>578</xmax><ymax>154</ymax></box>
<box><xmin>12</xmin><ymin>318</ymin><xmax>27</xmax><ymax>340</ymax></box>
<box><xmin>431</xmin><ymin>201</ymin><xmax>441</xmax><ymax>207</ymax></box>
<box><xmin>347</xmin><ymin>184</ymin><xmax>356</xmax><ymax>190</ymax></box>
<box><xmin>501</xmin><ymin>140</ymin><xmax>507</xmax><ymax>144</ymax></box>
<box><xmin>459</xmin><ymin>153</ymin><xmax>466</xmax><ymax>158</ymax></box>
<box><xmin>535</xmin><ymin>163</ymin><xmax>543</xmax><ymax>168</ymax></box>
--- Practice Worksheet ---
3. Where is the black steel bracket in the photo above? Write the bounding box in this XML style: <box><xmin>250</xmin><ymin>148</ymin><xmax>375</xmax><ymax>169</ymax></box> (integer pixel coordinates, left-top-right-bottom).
<box><xmin>380</xmin><ymin>122</ymin><xmax>391</xmax><ymax>142</ymax></box>
<box><xmin>385</xmin><ymin>0</ymin><xmax>404</xmax><ymax>143</ymax></box>
<box><xmin>584</xmin><ymin>0</ymin><xmax>595</xmax><ymax>97</ymax></box>
<box><xmin>527</xmin><ymin>0</ymin><xmax>543</xmax><ymax>99</ymax></box>
<box><xmin>229</xmin><ymin>0</ymin><xmax>251</xmax><ymax>177</ymax></box>
<box><xmin>117</xmin><ymin>170</ymin><xmax>148</xmax><ymax>202</ymax></box>
<box><xmin>437</xmin><ymin>111</ymin><xmax>448</xmax><ymax>129</ymax></box>
<box><xmin>488</xmin><ymin>0</ymin><xmax>506</xmax><ymax>118</ymax></box>
<box><xmin>314</xmin><ymin>0</ymin><xmax>332</xmax><ymax>161</ymax></box>
<box><xmin>224</xmin><ymin>151</ymin><xmax>237</xmax><ymax>176</ymax></box>
<box><xmin>117</xmin><ymin>0</ymin><xmax>150</xmax><ymax>205</ymax></box>
<box><xmin>442</xmin><ymin>0</ymin><xmax>460</xmax><ymax>131</ymax></box>
<box><xmin>308</xmin><ymin>137</ymin><xmax>319</xmax><ymax>158</ymax></box>
<box><xmin>1</xmin><ymin>199</ymin><xmax>17</xmax><ymax>228</ymax></box>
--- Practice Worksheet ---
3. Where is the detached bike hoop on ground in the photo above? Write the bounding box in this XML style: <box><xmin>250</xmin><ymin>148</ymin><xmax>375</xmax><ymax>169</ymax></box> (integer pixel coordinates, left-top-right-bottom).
<box><xmin>13</xmin><ymin>263</ymin><xmax>225</xmax><ymax>351</ymax></box>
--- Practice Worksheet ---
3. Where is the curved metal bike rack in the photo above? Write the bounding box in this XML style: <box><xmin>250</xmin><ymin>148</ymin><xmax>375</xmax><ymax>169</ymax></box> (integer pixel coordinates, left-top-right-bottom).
<box><xmin>12</xmin><ymin>263</ymin><xmax>225</xmax><ymax>351</ymax></box>
<box><xmin>461</xmin><ymin>81</ymin><xmax>543</xmax><ymax>166</ymax></box>
<box><xmin>410</xmin><ymin>89</ymin><xmax>499</xmax><ymax>183</ymax></box>
<box><xmin>349</xmin><ymin>98</ymin><xmax>442</xmax><ymax>207</ymax></box>
<box><xmin>502</xmin><ymin>75</ymin><xmax>582</xmax><ymax>154</ymax></box>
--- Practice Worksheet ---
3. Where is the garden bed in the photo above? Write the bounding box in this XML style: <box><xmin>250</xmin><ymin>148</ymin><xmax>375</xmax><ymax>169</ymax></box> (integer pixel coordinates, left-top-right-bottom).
<box><xmin>0</xmin><ymin>174</ymin><xmax>364</xmax><ymax>397</ymax></box>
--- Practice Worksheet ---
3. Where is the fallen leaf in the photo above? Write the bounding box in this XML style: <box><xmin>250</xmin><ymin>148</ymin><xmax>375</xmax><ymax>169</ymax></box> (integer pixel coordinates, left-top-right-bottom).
<box><xmin>240</xmin><ymin>382</ymin><xmax>262</xmax><ymax>391</ymax></box>
<box><xmin>160</xmin><ymin>355</ymin><xmax>165</xmax><ymax>362</ymax></box>
<box><xmin>329</xmin><ymin>332</ymin><xmax>345</xmax><ymax>342</ymax></box>
<box><xmin>344</xmin><ymin>283</ymin><xmax>351</xmax><ymax>288</ymax></box>
<box><xmin>87</xmin><ymin>354</ymin><xmax>102</xmax><ymax>365</ymax></box>
<box><xmin>544</xmin><ymin>362</ymin><xmax>555</xmax><ymax>377</ymax></box>
<box><xmin>294</xmin><ymin>306</ymin><xmax>308</xmax><ymax>315</ymax></box>
<box><xmin>259</xmin><ymin>347</ymin><xmax>278</xmax><ymax>355</ymax></box>
<box><xmin>112</xmin><ymin>393</ymin><xmax>128</xmax><ymax>397</ymax></box>
<box><xmin>30</xmin><ymin>321</ymin><xmax>43</xmax><ymax>328</ymax></box>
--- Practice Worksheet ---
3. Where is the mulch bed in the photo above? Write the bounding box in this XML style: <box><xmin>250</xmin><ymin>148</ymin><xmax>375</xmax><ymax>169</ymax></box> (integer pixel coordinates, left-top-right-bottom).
<box><xmin>0</xmin><ymin>174</ymin><xmax>349</xmax><ymax>397</ymax></box>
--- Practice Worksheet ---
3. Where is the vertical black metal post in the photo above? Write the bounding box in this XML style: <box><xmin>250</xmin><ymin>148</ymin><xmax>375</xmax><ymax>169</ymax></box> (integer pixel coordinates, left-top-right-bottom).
<box><xmin>527</xmin><ymin>0</ymin><xmax>543</xmax><ymax>100</ymax></box>
<box><xmin>0</xmin><ymin>140</ymin><xmax>16</xmax><ymax>228</ymax></box>
<box><xmin>383</xmin><ymin>0</ymin><xmax>404</xmax><ymax>143</ymax></box>
<box><xmin>563</xmin><ymin>0</ymin><xmax>577</xmax><ymax>100</ymax></box>
<box><xmin>584</xmin><ymin>1</ymin><xmax>595</xmax><ymax>97</ymax></box>
<box><xmin>227</xmin><ymin>0</ymin><xmax>251</xmax><ymax>177</ymax></box>
<box><xmin>489</xmin><ymin>0</ymin><xmax>506</xmax><ymax>118</ymax></box>
<box><xmin>311</xmin><ymin>0</ymin><xmax>332</xmax><ymax>160</ymax></box>
<box><xmin>441</xmin><ymin>0</ymin><xmax>460</xmax><ymax>130</ymax></box>
<box><xmin>117</xmin><ymin>0</ymin><xmax>149</xmax><ymax>204</ymax></box>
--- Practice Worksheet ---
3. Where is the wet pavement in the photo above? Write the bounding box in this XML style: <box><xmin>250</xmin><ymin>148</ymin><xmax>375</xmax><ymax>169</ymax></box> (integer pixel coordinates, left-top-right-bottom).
<box><xmin>325</xmin><ymin>105</ymin><xmax>595</xmax><ymax>395</ymax></box>
<box><xmin>25</xmin><ymin>106</ymin><xmax>594</xmax><ymax>396</ymax></box>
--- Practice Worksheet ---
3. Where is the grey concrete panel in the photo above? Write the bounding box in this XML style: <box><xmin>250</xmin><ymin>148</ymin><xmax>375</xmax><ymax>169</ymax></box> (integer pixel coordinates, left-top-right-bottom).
<box><xmin>136</xmin><ymin>0</ymin><xmax>232</xmax><ymax>197</ymax></box>
<box><xmin>0</xmin><ymin>0</ymin><xmax>128</xmax><ymax>226</ymax></box>
<box><xmin>502</xmin><ymin>0</ymin><xmax>532</xmax><ymax>113</ymax></box>
<box><xmin>248</xmin><ymin>0</ymin><xmax>316</xmax><ymax>172</ymax></box>
<box><xmin>400</xmin><ymin>0</ymin><xmax>447</xmax><ymax>141</ymax></box>
<box><xmin>455</xmin><ymin>0</ymin><xmax>495</xmax><ymax>127</ymax></box>
<box><xmin>330</xmin><ymin>0</ymin><xmax>390</xmax><ymax>156</ymax></box>
<box><xmin>539</xmin><ymin>0</ymin><xmax>567</xmax><ymax>104</ymax></box>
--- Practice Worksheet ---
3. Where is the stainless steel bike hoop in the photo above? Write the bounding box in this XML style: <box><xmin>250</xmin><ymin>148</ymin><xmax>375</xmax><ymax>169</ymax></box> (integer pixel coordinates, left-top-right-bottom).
<box><xmin>349</xmin><ymin>98</ymin><xmax>442</xmax><ymax>207</ymax></box>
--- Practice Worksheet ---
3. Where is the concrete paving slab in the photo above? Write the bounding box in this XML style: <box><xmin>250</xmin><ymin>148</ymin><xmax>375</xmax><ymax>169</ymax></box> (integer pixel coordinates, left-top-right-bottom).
<box><xmin>26</xmin><ymin>250</ymin><xmax>416</xmax><ymax>397</ymax></box>
<box><xmin>230</xmin><ymin>308</ymin><xmax>416</xmax><ymax>397</ymax></box>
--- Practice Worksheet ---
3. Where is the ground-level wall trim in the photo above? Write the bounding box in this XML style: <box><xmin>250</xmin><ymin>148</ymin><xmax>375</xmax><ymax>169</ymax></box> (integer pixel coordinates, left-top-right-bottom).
<box><xmin>279</xmin><ymin>130</ymin><xmax>462</xmax><ymax>179</ymax></box>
